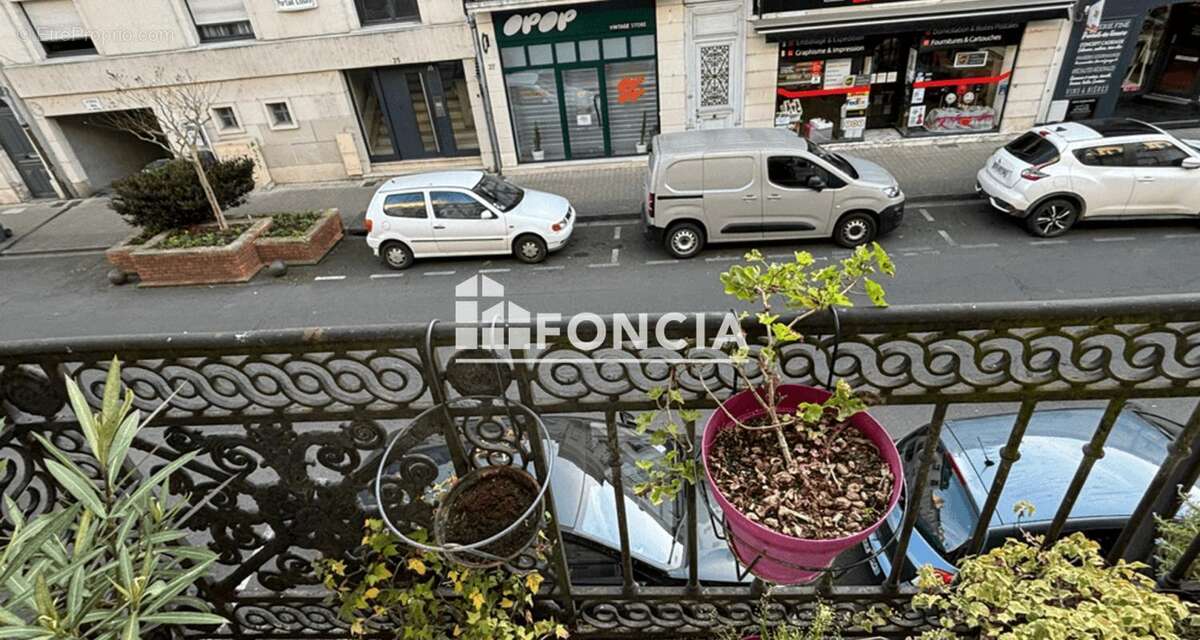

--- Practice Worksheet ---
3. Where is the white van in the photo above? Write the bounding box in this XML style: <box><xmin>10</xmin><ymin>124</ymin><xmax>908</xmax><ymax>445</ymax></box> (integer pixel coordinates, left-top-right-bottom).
<box><xmin>643</xmin><ymin>128</ymin><xmax>905</xmax><ymax>258</ymax></box>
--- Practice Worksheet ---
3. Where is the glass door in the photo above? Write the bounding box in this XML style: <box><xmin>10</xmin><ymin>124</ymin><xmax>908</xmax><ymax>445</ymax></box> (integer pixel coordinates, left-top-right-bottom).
<box><xmin>1153</xmin><ymin>4</ymin><xmax>1200</xmax><ymax>98</ymax></box>
<box><xmin>560</xmin><ymin>66</ymin><xmax>608</xmax><ymax>159</ymax></box>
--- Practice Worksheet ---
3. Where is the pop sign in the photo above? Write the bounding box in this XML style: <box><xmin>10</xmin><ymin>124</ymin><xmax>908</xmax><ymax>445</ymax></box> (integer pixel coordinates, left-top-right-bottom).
<box><xmin>501</xmin><ymin>9</ymin><xmax>578</xmax><ymax>37</ymax></box>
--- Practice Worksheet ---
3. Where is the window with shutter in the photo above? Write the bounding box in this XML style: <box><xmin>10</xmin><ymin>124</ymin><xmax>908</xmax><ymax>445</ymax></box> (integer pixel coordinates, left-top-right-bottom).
<box><xmin>20</xmin><ymin>0</ymin><xmax>95</xmax><ymax>56</ymax></box>
<box><xmin>186</xmin><ymin>0</ymin><xmax>254</xmax><ymax>42</ymax></box>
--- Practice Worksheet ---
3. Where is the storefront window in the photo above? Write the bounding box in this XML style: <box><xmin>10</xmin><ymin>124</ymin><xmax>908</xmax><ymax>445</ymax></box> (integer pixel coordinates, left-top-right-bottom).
<box><xmin>774</xmin><ymin>23</ymin><xmax>1022</xmax><ymax>140</ymax></box>
<box><xmin>1124</xmin><ymin>7</ymin><xmax>1170</xmax><ymax>93</ymax></box>
<box><xmin>495</xmin><ymin>0</ymin><xmax>659</xmax><ymax>162</ymax></box>
<box><xmin>506</xmin><ymin>69</ymin><xmax>567</xmax><ymax>162</ymax></box>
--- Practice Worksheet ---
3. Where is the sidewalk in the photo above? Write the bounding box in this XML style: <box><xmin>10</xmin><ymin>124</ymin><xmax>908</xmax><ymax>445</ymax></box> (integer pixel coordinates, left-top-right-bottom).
<box><xmin>5</xmin><ymin>127</ymin><xmax>1196</xmax><ymax>258</ymax></box>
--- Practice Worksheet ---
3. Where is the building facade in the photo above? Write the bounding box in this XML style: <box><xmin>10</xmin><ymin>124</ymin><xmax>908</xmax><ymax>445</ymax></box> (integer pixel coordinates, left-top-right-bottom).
<box><xmin>0</xmin><ymin>0</ymin><xmax>493</xmax><ymax>199</ymax></box>
<box><xmin>3</xmin><ymin>0</ymin><xmax>1196</xmax><ymax>200</ymax></box>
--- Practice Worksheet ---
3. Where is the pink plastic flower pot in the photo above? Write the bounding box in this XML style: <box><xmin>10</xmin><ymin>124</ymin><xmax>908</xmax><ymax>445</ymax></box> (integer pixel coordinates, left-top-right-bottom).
<box><xmin>701</xmin><ymin>384</ymin><xmax>903</xmax><ymax>584</ymax></box>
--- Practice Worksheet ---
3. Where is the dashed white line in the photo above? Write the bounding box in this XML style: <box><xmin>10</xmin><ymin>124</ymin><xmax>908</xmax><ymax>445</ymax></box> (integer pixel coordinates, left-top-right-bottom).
<box><xmin>1164</xmin><ymin>233</ymin><xmax>1200</xmax><ymax>239</ymax></box>
<box><xmin>1</xmin><ymin>207</ymin><xmax>27</xmax><ymax>215</ymax></box>
<box><xmin>588</xmin><ymin>263</ymin><xmax>620</xmax><ymax>268</ymax></box>
<box><xmin>960</xmin><ymin>243</ymin><xmax>1000</xmax><ymax>249</ymax></box>
<box><xmin>613</xmin><ymin>226</ymin><xmax>622</xmax><ymax>240</ymax></box>
<box><xmin>610</xmin><ymin>248</ymin><xmax>619</xmax><ymax>264</ymax></box>
<box><xmin>577</xmin><ymin>219</ymin><xmax>630</xmax><ymax>227</ymax></box>
<box><xmin>479</xmin><ymin>268</ymin><xmax>511</xmax><ymax>274</ymax></box>
<box><xmin>533</xmin><ymin>265</ymin><xmax>565</xmax><ymax>271</ymax></box>
<box><xmin>705</xmin><ymin>255</ymin><xmax>740</xmax><ymax>262</ymax></box>
<box><xmin>936</xmin><ymin>229</ymin><xmax>957</xmax><ymax>246</ymax></box>
<box><xmin>919</xmin><ymin>208</ymin><xmax>934</xmax><ymax>222</ymax></box>
<box><xmin>1030</xmin><ymin>239</ymin><xmax>1068</xmax><ymax>245</ymax></box>
<box><xmin>1093</xmin><ymin>236</ymin><xmax>1136</xmax><ymax>242</ymax></box>
<box><xmin>766</xmin><ymin>253</ymin><xmax>795</xmax><ymax>259</ymax></box>
<box><xmin>369</xmin><ymin>273</ymin><xmax>404</xmax><ymax>279</ymax></box>
<box><xmin>424</xmin><ymin>270</ymin><xmax>457</xmax><ymax>276</ymax></box>
<box><xmin>898</xmin><ymin>246</ymin><xmax>934</xmax><ymax>252</ymax></box>
<box><xmin>314</xmin><ymin>275</ymin><xmax>346</xmax><ymax>281</ymax></box>
<box><xmin>645</xmin><ymin>259</ymin><xmax>679</xmax><ymax>265</ymax></box>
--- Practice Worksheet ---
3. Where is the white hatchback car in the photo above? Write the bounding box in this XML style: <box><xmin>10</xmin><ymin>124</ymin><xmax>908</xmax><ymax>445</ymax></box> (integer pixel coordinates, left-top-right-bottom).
<box><xmin>365</xmin><ymin>171</ymin><xmax>575</xmax><ymax>269</ymax></box>
<box><xmin>977</xmin><ymin>119</ymin><xmax>1200</xmax><ymax>237</ymax></box>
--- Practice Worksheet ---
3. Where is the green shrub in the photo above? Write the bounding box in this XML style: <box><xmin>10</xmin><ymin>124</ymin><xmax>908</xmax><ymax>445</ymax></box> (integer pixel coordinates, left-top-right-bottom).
<box><xmin>262</xmin><ymin>211</ymin><xmax>323</xmax><ymax>239</ymax></box>
<box><xmin>314</xmin><ymin>519</ymin><xmax>566</xmax><ymax>640</ymax></box>
<box><xmin>913</xmin><ymin>531</ymin><xmax>1193</xmax><ymax>639</ymax></box>
<box><xmin>0</xmin><ymin>358</ymin><xmax>224</xmax><ymax>637</ymax></box>
<box><xmin>110</xmin><ymin>156</ymin><xmax>255</xmax><ymax>234</ymax></box>
<box><xmin>1156</xmin><ymin>491</ymin><xmax>1200</xmax><ymax>582</ymax></box>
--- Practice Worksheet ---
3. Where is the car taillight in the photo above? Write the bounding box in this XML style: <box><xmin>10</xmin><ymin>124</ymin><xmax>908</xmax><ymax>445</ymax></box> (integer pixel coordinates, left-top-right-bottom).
<box><xmin>1020</xmin><ymin>159</ymin><xmax>1057</xmax><ymax>181</ymax></box>
<box><xmin>647</xmin><ymin>193</ymin><xmax>655</xmax><ymax>218</ymax></box>
<box><xmin>933</xmin><ymin>568</ymin><xmax>956</xmax><ymax>585</ymax></box>
<box><xmin>364</xmin><ymin>218</ymin><xmax>373</xmax><ymax>232</ymax></box>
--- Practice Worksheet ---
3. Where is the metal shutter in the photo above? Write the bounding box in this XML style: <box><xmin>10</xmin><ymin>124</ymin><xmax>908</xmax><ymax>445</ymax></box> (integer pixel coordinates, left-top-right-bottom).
<box><xmin>187</xmin><ymin>0</ymin><xmax>249</xmax><ymax>26</ymax></box>
<box><xmin>21</xmin><ymin>0</ymin><xmax>85</xmax><ymax>42</ymax></box>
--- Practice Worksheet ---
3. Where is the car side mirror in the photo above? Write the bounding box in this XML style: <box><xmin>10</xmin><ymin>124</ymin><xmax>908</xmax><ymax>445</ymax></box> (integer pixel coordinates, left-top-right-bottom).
<box><xmin>807</xmin><ymin>175</ymin><xmax>826</xmax><ymax>190</ymax></box>
<box><xmin>1182</xmin><ymin>157</ymin><xmax>1200</xmax><ymax>170</ymax></box>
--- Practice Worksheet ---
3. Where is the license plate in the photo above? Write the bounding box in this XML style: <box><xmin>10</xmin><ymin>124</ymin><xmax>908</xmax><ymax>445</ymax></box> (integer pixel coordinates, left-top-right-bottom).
<box><xmin>992</xmin><ymin>159</ymin><xmax>1011</xmax><ymax>178</ymax></box>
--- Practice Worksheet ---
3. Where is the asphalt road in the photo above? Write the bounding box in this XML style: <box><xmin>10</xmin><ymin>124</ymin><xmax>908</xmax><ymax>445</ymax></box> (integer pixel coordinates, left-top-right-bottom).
<box><xmin>2</xmin><ymin>198</ymin><xmax>1199</xmax><ymax>344</ymax></box>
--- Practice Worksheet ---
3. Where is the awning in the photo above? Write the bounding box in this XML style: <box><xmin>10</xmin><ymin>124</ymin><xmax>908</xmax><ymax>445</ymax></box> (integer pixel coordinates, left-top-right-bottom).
<box><xmin>754</xmin><ymin>0</ymin><xmax>1076</xmax><ymax>39</ymax></box>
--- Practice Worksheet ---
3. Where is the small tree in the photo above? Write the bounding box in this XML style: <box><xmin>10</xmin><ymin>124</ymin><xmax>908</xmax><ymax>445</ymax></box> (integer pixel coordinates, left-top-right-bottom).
<box><xmin>98</xmin><ymin>69</ymin><xmax>232</xmax><ymax>230</ymax></box>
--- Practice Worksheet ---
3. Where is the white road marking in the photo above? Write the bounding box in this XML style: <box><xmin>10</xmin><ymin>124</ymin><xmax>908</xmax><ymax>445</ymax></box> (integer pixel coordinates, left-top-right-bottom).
<box><xmin>1164</xmin><ymin>233</ymin><xmax>1200</xmax><ymax>239</ymax></box>
<box><xmin>479</xmin><ymin>268</ymin><xmax>511</xmax><ymax>274</ymax></box>
<box><xmin>577</xmin><ymin>219</ymin><xmax>631</xmax><ymax>227</ymax></box>
<box><xmin>532</xmin><ymin>265</ymin><xmax>565</xmax><ymax>271</ymax></box>
<box><xmin>766</xmin><ymin>253</ymin><xmax>794</xmax><ymax>259</ymax></box>
<box><xmin>588</xmin><ymin>262</ymin><xmax>620</xmax><ymax>268</ymax></box>
<box><xmin>917</xmin><ymin>198</ymin><xmax>985</xmax><ymax>208</ymax></box>
<box><xmin>960</xmin><ymin>243</ymin><xmax>1000</xmax><ymax>249</ymax></box>
<box><xmin>645</xmin><ymin>259</ymin><xmax>679</xmax><ymax>265</ymax></box>
<box><xmin>705</xmin><ymin>255</ymin><xmax>740</xmax><ymax>262</ymax></box>
<box><xmin>314</xmin><ymin>275</ymin><xmax>346</xmax><ymax>281</ymax></box>
<box><xmin>369</xmin><ymin>273</ymin><xmax>404</xmax><ymax>279</ymax></box>
<box><xmin>1</xmin><ymin>207</ymin><xmax>27</xmax><ymax>215</ymax></box>
<box><xmin>613</xmin><ymin>226</ymin><xmax>622</xmax><ymax>240</ymax></box>
<box><xmin>919</xmin><ymin>208</ymin><xmax>934</xmax><ymax>222</ymax></box>
<box><xmin>424</xmin><ymin>270</ymin><xmax>457</xmax><ymax>276</ymax></box>
<box><xmin>1030</xmin><ymin>239</ymin><xmax>1068</xmax><ymax>245</ymax></box>
<box><xmin>897</xmin><ymin>246</ymin><xmax>933</xmax><ymax>252</ymax></box>
<box><xmin>611</xmin><ymin>248</ymin><xmax>619</xmax><ymax>264</ymax></box>
<box><xmin>1093</xmin><ymin>236</ymin><xmax>1136</xmax><ymax>242</ymax></box>
<box><xmin>937</xmin><ymin>229</ymin><xmax>957</xmax><ymax>246</ymax></box>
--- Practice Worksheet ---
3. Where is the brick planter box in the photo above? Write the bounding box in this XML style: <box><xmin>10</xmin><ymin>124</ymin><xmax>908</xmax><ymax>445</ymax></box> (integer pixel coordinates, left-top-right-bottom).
<box><xmin>105</xmin><ymin>231</ymin><xmax>167</xmax><ymax>275</ymax></box>
<box><xmin>255</xmin><ymin>209</ymin><xmax>343</xmax><ymax>265</ymax></box>
<box><xmin>131</xmin><ymin>219</ymin><xmax>270</xmax><ymax>287</ymax></box>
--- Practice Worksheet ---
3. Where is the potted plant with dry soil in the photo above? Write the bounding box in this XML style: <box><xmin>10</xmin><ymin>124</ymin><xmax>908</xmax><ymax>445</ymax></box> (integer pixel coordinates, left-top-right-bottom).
<box><xmin>636</xmin><ymin>245</ymin><xmax>902</xmax><ymax>584</ymax></box>
<box><xmin>531</xmin><ymin>123</ymin><xmax>545</xmax><ymax>161</ymax></box>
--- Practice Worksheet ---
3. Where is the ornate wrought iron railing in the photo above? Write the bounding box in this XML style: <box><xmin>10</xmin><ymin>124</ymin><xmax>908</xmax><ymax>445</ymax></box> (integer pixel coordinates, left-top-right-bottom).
<box><xmin>2</xmin><ymin>293</ymin><xmax>1200</xmax><ymax>638</ymax></box>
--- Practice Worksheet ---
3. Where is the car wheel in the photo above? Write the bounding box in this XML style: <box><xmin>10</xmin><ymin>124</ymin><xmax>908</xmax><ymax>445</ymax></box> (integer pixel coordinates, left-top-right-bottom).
<box><xmin>833</xmin><ymin>212</ymin><xmax>877</xmax><ymax>248</ymax></box>
<box><xmin>381</xmin><ymin>241</ymin><xmax>414</xmax><ymax>270</ymax></box>
<box><xmin>1025</xmin><ymin>198</ymin><xmax>1079</xmax><ymax>237</ymax></box>
<box><xmin>513</xmin><ymin>234</ymin><xmax>548</xmax><ymax>264</ymax></box>
<box><xmin>665</xmin><ymin>222</ymin><xmax>704</xmax><ymax>259</ymax></box>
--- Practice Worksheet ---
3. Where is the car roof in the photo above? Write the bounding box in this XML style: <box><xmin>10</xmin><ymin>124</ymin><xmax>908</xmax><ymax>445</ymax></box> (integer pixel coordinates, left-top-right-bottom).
<box><xmin>654</xmin><ymin>127</ymin><xmax>809</xmax><ymax>155</ymax></box>
<box><xmin>940</xmin><ymin>407</ymin><xmax>1181</xmax><ymax>526</ymax></box>
<box><xmin>379</xmin><ymin>170</ymin><xmax>484</xmax><ymax>192</ymax></box>
<box><xmin>1035</xmin><ymin>119</ymin><xmax>1168</xmax><ymax>147</ymax></box>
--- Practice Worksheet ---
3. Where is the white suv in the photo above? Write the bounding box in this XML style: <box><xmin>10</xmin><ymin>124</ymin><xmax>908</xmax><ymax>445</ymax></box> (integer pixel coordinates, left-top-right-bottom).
<box><xmin>365</xmin><ymin>171</ymin><xmax>574</xmax><ymax>269</ymax></box>
<box><xmin>977</xmin><ymin>119</ymin><xmax>1200</xmax><ymax>237</ymax></box>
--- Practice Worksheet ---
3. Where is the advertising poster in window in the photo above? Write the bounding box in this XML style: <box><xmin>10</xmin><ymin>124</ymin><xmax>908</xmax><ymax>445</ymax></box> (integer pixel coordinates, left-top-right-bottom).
<box><xmin>774</xmin><ymin>34</ymin><xmax>871</xmax><ymax>140</ymax></box>
<box><xmin>909</xmin><ymin>22</ymin><xmax>1021</xmax><ymax>134</ymax></box>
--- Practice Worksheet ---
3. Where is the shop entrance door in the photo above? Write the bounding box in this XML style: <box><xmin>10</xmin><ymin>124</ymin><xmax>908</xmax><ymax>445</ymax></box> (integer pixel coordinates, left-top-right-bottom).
<box><xmin>1152</xmin><ymin>7</ymin><xmax>1200</xmax><ymax>99</ymax></box>
<box><xmin>866</xmin><ymin>35</ymin><xmax>913</xmax><ymax>129</ymax></box>
<box><xmin>560</xmin><ymin>66</ymin><xmax>608</xmax><ymax>159</ymax></box>
<box><xmin>0</xmin><ymin>101</ymin><xmax>54</xmax><ymax>199</ymax></box>
<box><xmin>686</xmin><ymin>0</ymin><xmax>743</xmax><ymax>130</ymax></box>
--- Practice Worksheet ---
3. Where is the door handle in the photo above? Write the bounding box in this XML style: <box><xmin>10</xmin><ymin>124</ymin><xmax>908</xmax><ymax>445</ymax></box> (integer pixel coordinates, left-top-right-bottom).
<box><xmin>1137</xmin><ymin>177</ymin><xmax>1156</xmax><ymax>182</ymax></box>
<box><xmin>433</xmin><ymin>225</ymin><xmax>446</xmax><ymax>229</ymax></box>
<box><xmin>742</xmin><ymin>195</ymin><xmax>758</xmax><ymax>201</ymax></box>
<box><xmin>766</xmin><ymin>194</ymin><xmax>782</xmax><ymax>200</ymax></box>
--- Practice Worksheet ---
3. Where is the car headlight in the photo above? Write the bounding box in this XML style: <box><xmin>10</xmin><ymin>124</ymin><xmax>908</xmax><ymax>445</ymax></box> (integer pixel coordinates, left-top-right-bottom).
<box><xmin>883</xmin><ymin>185</ymin><xmax>902</xmax><ymax>198</ymax></box>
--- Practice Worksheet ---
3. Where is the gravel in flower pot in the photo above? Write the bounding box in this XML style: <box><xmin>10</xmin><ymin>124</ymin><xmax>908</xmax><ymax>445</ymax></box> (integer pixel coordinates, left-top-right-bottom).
<box><xmin>634</xmin><ymin>246</ymin><xmax>900</xmax><ymax>584</ymax></box>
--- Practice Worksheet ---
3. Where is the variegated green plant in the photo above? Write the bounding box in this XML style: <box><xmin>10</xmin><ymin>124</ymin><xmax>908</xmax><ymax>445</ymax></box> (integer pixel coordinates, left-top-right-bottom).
<box><xmin>0</xmin><ymin>358</ymin><xmax>225</xmax><ymax>639</ymax></box>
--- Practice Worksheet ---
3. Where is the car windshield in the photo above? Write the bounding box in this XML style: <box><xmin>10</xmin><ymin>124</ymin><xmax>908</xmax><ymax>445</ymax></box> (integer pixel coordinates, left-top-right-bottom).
<box><xmin>807</xmin><ymin>140</ymin><xmax>859</xmax><ymax>179</ymax></box>
<box><xmin>473</xmin><ymin>174</ymin><xmax>524</xmax><ymax>211</ymax></box>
